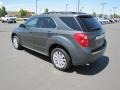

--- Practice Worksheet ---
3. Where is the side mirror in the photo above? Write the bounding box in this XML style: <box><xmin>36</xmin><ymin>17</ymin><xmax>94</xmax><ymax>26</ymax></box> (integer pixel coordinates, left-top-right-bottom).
<box><xmin>19</xmin><ymin>24</ymin><xmax>25</xmax><ymax>28</ymax></box>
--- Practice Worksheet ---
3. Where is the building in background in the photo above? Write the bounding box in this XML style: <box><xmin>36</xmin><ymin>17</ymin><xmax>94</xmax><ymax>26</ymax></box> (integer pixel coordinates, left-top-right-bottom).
<box><xmin>7</xmin><ymin>11</ymin><xmax>35</xmax><ymax>18</ymax></box>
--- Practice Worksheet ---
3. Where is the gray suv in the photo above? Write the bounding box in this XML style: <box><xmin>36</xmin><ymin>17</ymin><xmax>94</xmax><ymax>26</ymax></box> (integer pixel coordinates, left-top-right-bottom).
<box><xmin>11</xmin><ymin>12</ymin><xmax>107</xmax><ymax>71</ymax></box>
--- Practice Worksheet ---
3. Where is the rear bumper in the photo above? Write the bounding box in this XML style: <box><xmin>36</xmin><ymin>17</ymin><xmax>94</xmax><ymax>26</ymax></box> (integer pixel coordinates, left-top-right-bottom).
<box><xmin>71</xmin><ymin>40</ymin><xmax>107</xmax><ymax>65</ymax></box>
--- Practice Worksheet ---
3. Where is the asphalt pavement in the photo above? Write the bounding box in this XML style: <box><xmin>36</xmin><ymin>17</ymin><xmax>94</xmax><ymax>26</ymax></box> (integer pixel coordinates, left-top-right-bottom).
<box><xmin>0</xmin><ymin>22</ymin><xmax>120</xmax><ymax>90</ymax></box>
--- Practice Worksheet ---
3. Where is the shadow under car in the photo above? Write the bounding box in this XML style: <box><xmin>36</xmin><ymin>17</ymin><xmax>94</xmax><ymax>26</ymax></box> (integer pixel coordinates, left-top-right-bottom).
<box><xmin>24</xmin><ymin>48</ymin><xmax>109</xmax><ymax>75</ymax></box>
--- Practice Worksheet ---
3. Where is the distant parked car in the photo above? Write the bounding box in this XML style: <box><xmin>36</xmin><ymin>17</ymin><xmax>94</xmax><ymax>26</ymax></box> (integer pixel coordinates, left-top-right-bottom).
<box><xmin>95</xmin><ymin>17</ymin><xmax>104</xmax><ymax>25</ymax></box>
<box><xmin>114</xmin><ymin>18</ymin><xmax>120</xmax><ymax>23</ymax></box>
<box><xmin>96</xmin><ymin>17</ymin><xmax>108</xmax><ymax>25</ymax></box>
<box><xmin>1</xmin><ymin>15</ymin><xmax>16</xmax><ymax>23</ymax></box>
<box><xmin>109</xmin><ymin>19</ymin><xmax>115</xmax><ymax>23</ymax></box>
<box><xmin>104</xmin><ymin>19</ymin><xmax>111</xmax><ymax>24</ymax></box>
<box><xmin>100</xmin><ymin>18</ymin><xmax>110</xmax><ymax>24</ymax></box>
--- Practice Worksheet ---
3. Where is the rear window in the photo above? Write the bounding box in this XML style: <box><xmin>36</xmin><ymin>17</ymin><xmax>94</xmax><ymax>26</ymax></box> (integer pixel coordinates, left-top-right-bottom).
<box><xmin>77</xmin><ymin>16</ymin><xmax>102</xmax><ymax>32</ymax></box>
<box><xmin>60</xmin><ymin>17</ymin><xmax>80</xmax><ymax>30</ymax></box>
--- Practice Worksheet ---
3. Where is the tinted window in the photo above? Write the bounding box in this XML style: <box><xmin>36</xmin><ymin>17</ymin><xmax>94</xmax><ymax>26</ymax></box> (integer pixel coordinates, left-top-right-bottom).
<box><xmin>36</xmin><ymin>17</ymin><xmax>56</xmax><ymax>28</ymax></box>
<box><xmin>60</xmin><ymin>17</ymin><xmax>80</xmax><ymax>30</ymax></box>
<box><xmin>77</xmin><ymin>16</ymin><xmax>102</xmax><ymax>32</ymax></box>
<box><xmin>25</xmin><ymin>17</ymin><xmax>37</xmax><ymax>27</ymax></box>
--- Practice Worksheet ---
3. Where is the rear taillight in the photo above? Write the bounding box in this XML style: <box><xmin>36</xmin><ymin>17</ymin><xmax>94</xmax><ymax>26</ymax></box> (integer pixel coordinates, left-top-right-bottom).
<box><xmin>74</xmin><ymin>33</ymin><xmax>89</xmax><ymax>47</ymax></box>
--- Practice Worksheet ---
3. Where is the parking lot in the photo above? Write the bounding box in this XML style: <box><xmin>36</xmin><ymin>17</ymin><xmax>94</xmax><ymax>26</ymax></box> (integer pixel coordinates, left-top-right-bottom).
<box><xmin>0</xmin><ymin>22</ymin><xmax>120</xmax><ymax>90</ymax></box>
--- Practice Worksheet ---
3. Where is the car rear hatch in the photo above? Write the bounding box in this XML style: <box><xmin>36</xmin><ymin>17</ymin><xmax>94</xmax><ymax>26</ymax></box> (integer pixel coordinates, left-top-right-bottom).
<box><xmin>10</xmin><ymin>18</ymin><xmax>16</xmax><ymax>20</ymax></box>
<box><xmin>76</xmin><ymin>15</ymin><xmax>105</xmax><ymax>51</ymax></box>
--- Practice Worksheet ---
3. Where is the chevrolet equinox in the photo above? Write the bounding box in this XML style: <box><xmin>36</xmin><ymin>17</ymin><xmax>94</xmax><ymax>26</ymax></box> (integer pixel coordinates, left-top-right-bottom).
<box><xmin>11</xmin><ymin>12</ymin><xmax>107</xmax><ymax>71</ymax></box>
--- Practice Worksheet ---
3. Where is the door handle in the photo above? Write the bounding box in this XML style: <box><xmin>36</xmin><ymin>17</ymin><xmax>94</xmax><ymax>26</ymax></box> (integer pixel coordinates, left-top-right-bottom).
<box><xmin>48</xmin><ymin>31</ymin><xmax>55</xmax><ymax>36</ymax></box>
<box><xmin>48</xmin><ymin>31</ymin><xmax>52</xmax><ymax>34</ymax></box>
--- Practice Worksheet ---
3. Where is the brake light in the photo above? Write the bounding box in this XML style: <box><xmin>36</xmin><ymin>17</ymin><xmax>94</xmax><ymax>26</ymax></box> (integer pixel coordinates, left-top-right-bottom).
<box><xmin>74</xmin><ymin>33</ymin><xmax>89</xmax><ymax>47</ymax></box>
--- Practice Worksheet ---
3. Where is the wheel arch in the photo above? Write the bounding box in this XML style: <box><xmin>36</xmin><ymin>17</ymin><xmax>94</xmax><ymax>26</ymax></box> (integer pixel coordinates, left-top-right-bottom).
<box><xmin>48</xmin><ymin>43</ymin><xmax>73</xmax><ymax>65</ymax></box>
<box><xmin>49</xmin><ymin>44</ymin><xmax>69</xmax><ymax>56</ymax></box>
<box><xmin>11</xmin><ymin>33</ymin><xmax>22</xmax><ymax>46</ymax></box>
<box><xmin>11</xmin><ymin>33</ymin><xmax>17</xmax><ymax>38</ymax></box>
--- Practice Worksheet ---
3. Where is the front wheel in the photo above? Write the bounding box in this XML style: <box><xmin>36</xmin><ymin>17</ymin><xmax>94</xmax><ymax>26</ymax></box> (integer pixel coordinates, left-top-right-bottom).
<box><xmin>51</xmin><ymin>48</ymin><xmax>71</xmax><ymax>71</ymax></box>
<box><xmin>12</xmin><ymin>36</ymin><xmax>22</xmax><ymax>50</ymax></box>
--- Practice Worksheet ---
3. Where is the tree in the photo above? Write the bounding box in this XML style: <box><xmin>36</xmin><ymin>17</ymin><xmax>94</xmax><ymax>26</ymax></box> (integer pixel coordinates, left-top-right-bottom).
<box><xmin>44</xmin><ymin>8</ymin><xmax>49</xmax><ymax>13</ymax></box>
<box><xmin>99</xmin><ymin>14</ymin><xmax>102</xmax><ymax>18</ymax></box>
<box><xmin>93</xmin><ymin>12</ymin><xmax>96</xmax><ymax>17</ymax></box>
<box><xmin>19</xmin><ymin>9</ymin><xmax>28</xmax><ymax>18</ymax></box>
<box><xmin>0</xmin><ymin>8</ymin><xmax>2</xmax><ymax>17</ymax></box>
<box><xmin>0</xmin><ymin>6</ymin><xmax>7</xmax><ymax>17</ymax></box>
<box><xmin>2</xmin><ymin>6</ymin><xmax>7</xmax><ymax>15</ymax></box>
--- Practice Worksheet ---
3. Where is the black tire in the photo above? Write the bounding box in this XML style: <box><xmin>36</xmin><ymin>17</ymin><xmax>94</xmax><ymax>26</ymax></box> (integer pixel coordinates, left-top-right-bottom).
<box><xmin>12</xmin><ymin>35</ymin><xmax>22</xmax><ymax>50</ymax></box>
<box><xmin>2</xmin><ymin>21</ymin><xmax>4</xmax><ymax>23</ymax></box>
<box><xmin>51</xmin><ymin>48</ymin><xmax>71</xmax><ymax>71</ymax></box>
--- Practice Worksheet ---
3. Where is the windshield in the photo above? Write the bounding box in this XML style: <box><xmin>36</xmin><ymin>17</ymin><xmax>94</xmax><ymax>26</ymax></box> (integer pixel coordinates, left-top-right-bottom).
<box><xmin>77</xmin><ymin>16</ymin><xmax>102</xmax><ymax>32</ymax></box>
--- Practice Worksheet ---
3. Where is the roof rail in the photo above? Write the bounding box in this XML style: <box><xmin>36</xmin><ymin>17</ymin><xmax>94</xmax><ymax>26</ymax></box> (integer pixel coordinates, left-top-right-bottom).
<box><xmin>44</xmin><ymin>12</ymin><xmax>86</xmax><ymax>14</ymax></box>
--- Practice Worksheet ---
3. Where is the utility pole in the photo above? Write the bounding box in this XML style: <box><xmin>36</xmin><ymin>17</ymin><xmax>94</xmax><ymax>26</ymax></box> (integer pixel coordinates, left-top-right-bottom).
<box><xmin>80</xmin><ymin>6</ymin><xmax>84</xmax><ymax>12</ymax></box>
<box><xmin>36</xmin><ymin>0</ymin><xmax>39</xmax><ymax>14</ymax></box>
<box><xmin>101</xmin><ymin>2</ymin><xmax>107</xmax><ymax>18</ymax></box>
<box><xmin>65</xmin><ymin>0</ymin><xmax>70</xmax><ymax>12</ymax></box>
<box><xmin>92</xmin><ymin>9</ymin><xmax>94</xmax><ymax>14</ymax></box>
<box><xmin>109</xmin><ymin>10</ymin><xmax>112</xmax><ymax>16</ymax></box>
<box><xmin>66</xmin><ymin>4</ymin><xmax>69</xmax><ymax>12</ymax></box>
<box><xmin>77</xmin><ymin>0</ymin><xmax>80</xmax><ymax>12</ymax></box>
<box><xmin>113</xmin><ymin>7</ymin><xmax>118</xmax><ymax>18</ymax></box>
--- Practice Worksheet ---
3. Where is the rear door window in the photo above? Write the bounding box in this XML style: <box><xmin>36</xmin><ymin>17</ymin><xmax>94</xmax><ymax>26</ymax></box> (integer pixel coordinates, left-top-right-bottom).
<box><xmin>77</xmin><ymin>16</ymin><xmax>102</xmax><ymax>32</ymax></box>
<box><xmin>60</xmin><ymin>17</ymin><xmax>80</xmax><ymax>30</ymax></box>
<box><xmin>36</xmin><ymin>17</ymin><xmax>56</xmax><ymax>28</ymax></box>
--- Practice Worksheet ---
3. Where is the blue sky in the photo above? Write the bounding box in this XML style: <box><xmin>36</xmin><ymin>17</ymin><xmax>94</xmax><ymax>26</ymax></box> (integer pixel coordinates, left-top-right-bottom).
<box><xmin>0</xmin><ymin>0</ymin><xmax>120</xmax><ymax>15</ymax></box>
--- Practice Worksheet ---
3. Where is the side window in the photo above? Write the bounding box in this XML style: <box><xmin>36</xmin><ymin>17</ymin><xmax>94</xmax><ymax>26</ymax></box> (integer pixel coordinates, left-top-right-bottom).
<box><xmin>25</xmin><ymin>18</ymin><xmax>38</xmax><ymax>27</ymax></box>
<box><xmin>60</xmin><ymin>17</ymin><xmax>80</xmax><ymax>30</ymax></box>
<box><xmin>36</xmin><ymin>17</ymin><xmax>56</xmax><ymax>28</ymax></box>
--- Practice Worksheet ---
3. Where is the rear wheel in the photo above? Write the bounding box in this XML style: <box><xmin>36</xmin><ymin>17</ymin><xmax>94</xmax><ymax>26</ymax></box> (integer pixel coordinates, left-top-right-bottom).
<box><xmin>51</xmin><ymin>48</ymin><xmax>71</xmax><ymax>71</ymax></box>
<box><xmin>12</xmin><ymin>35</ymin><xmax>22</xmax><ymax>50</ymax></box>
<box><xmin>2</xmin><ymin>21</ymin><xmax>4</xmax><ymax>23</ymax></box>
<box><xmin>14</xmin><ymin>21</ymin><xmax>16</xmax><ymax>23</ymax></box>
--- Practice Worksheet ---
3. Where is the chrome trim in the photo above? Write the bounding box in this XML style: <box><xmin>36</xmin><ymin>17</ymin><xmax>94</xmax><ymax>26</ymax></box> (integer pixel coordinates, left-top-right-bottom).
<box><xmin>92</xmin><ymin>48</ymin><xmax>105</xmax><ymax>55</ymax></box>
<box><xmin>23</xmin><ymin>45</ymin><xmax>48</xmax><ymax>56</ymax></box>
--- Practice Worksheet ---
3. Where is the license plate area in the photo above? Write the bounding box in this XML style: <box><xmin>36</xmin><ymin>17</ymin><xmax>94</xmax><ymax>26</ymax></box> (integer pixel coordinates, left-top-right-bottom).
<box><xmin>96</xmin><ymin>33</ymin><xmax>105</xmax><ymax>40</ymax></box>
<box><xmin>95</xmin><ymin>33</ymin><xmax>105</xmax><ymax>47</ymax></box>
